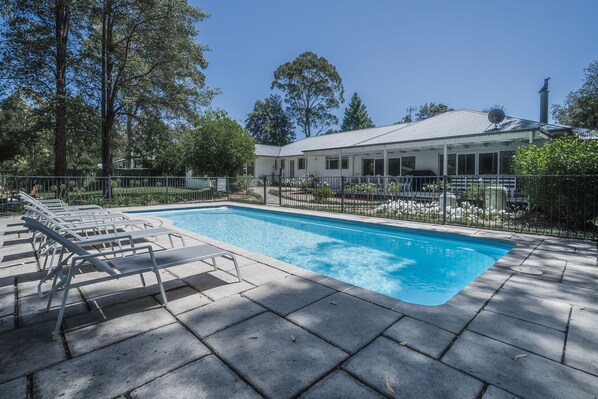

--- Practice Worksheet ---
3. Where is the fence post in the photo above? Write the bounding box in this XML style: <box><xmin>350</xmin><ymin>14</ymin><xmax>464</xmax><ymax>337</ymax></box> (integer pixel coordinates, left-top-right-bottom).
<box><xmin>442</xmin><ymin>175</ymin><xmax>447</xmax><ymax>225</ymax></box>
<box><xmin>278</xmin><ymin>170</ymin><xmax>282</xmax><ymax>206</ymax></box>
<box><xmin>263</xmin><ymin>176</ymin><xmax>267</xmax><ymax>205</ymax></box>
<box><xmin>226</xmin><ymin>177</ymin><xmax>230</xmax><ymax>201</ymax></box>
<box><xmin>165</xmin><ymin>176</ymin><xmax>169</xmax><ymax>204</ymax></box>
<box><xmin>108</xmin><ymin>175</ymin><xmax>112</xmax><ymax>208</ymax></box>
<box><xmin>340</xmin><ymin>176</ymin><xmax>345</xmax><ymax>213</ymax></box>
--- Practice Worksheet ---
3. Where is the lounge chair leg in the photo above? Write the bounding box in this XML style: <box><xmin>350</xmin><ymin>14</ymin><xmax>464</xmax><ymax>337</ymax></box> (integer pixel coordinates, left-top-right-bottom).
<box><xmin>52</xmin><ymin>267</ymin><xmax>75</xmax><ymax>340</ymax></box>
<box><xmin>154</xmin><ymin>270</ymin><xmax>167</xmax><ymax>305</ymax></box>
<box><xmin>168</xmin><ymin>234</ymin><xmax>174</xmax><ymax>248</ymax></box>
<box><xmin>232</xmin><ymin>255</ymin><xmax>242</xmax><ymax>282</ymax></box>
<box><xmin>179</xmin><ymin>234</ymin><xmax>186</xmax><ymax>247</ymax></box>
<box><xmin>211</xmin><ymin>257</ymin><xmax>217</xmax><ymax>271</ymax></box>
<box><xmin>46</xmin><ymin>273</ymin><xmax>59</xmax><ymax>312</ymax></box>
<box><xmin>139</xmin><ymin>273</ymin><xmax>146</xmax><ymax>287</ymax></box>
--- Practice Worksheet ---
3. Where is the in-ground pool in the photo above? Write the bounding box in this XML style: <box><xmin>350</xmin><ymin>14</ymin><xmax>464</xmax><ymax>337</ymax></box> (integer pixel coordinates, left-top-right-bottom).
<box><xmin>137</xmin><ymin>206</ymin><xmax>513</xmax><ymax>305</ymax></box>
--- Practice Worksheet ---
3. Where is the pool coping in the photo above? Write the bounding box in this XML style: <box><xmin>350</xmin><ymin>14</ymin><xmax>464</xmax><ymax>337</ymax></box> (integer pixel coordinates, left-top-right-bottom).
<box><xmin>122</xmin><ymin>201</ymin><xmax>545</xmax><ymax>313</ymax></box>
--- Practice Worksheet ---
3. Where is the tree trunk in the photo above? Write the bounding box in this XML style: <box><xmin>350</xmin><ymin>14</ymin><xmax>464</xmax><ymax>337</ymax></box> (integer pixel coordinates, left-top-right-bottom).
<box><xmin>54</xmin><ymin>0</ymin><xmax>69</xmax><ymax>178</ymax></box>
<box><xmin>101</xmin><ymin>0</ymin><xmax>115</xmax><ymax>197</ymax></box>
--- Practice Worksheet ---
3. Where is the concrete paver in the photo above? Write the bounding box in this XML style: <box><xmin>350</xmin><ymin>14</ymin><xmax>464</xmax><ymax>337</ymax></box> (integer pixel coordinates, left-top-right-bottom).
<box><xmin>443</xmin><ymin>331</ymin><xmax>598</xmax><ymax>399</ymax></box>
<box><xmin>468</xmin><ymin>310</ymin><xmax>565</xmax><ymax>361</ymax></box>
<box><xmin>299</xmin><ymin>370</ymin><xmax>385</xmax><ymax>399</ymax></box>
<box><xmin>343</xmin><ymin>336</ymin><xmax>484</xmax><ymax>398</ymax></box>
<box><xmin>33</xmin><ymin>323</ymin><xmax>209</xmax><ymax>399</ymax></box>
<box><xmin>130</xmin><ymin>355</ymin><xmax>261</xmax><ymax>399</ymax></box>
<box><xmin>564</xmin><ymin>306</ymin><xmax>598</xmax><ymax>375</ymax></box>
<box><xmin>178</xmin><ymin>294</ymin><xmax>265</xmax><ymax>338</ymax></box>
<box><xmin>287</xmin><ymin>292</ymin><xmax>401</xmax><ymax>353</ymax></box>
<box><xmin>482</xmin><ymin>385</ymin><xmax>521</xmax><ymax>399</ymax></box>
<box><xmin>383</xmin><ymin>316</ymin><xmax>456</xmax><ymax>359</ymax></box>
<box><xmin>0</xmin><ymin>377</ymin><xmax>27</xmax><ymax>399</ymax></box>
<box><xmin>240</xmin><ymin>262</ymin><xmax>290</xmax><ymax>286</ymax></box>
<box><xmin>152</xmin><ymin>285</ymin><xmax>212</xmax><ymax>315</ymax></box>
<box><xmin>0</xmin><ymin>321</ymin><xmax>66</xmax><ymax>384</ymax></box>
<box><xmin>243</xmin><ymin>275</ymin><xmax>335</xmax><ymax>316</ymax></box>
<box><xmin>206</xmin><ymin>312</ymin><xmax>348</xmax><ymax>399</ymax></box>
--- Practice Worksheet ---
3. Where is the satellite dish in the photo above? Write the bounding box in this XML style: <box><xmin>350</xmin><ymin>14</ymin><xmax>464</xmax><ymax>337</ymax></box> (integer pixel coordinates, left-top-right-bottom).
<box><xmin>488</xmin><ymin>108</ymin><xmax>506</xmax><ymax>125</ymax></box>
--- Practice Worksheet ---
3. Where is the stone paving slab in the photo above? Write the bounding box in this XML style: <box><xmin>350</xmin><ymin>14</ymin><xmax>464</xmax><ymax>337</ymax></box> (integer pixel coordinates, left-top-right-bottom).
<box><xmin>484</xmin><ymin>290</ymin><xmax>571</xmax><ymax>331</ymax></box>
<box><xmin>287</xmin><ymin>292</ymin><xmax>401</xmax><ymax>353</ymax></box>
<box><xmin>243</xmin><ymin>275</ymin><xmax>335</xmax><ymax>316</ymax></box>
<box><xmin>564</xmin><ymin>306</ymin><xmax>598</xmax><ymax>375</ymax></box>
<box><xmin>501</xmin><ymin>275</ymin><xmax>598</xmax><ymax>309</ymax></box>
<box><xmin>562</xmin><ymin>264</ymin><xmax>598</xmax><ymax>289</ymax></box>
<box><xmin>240</xmin><ymin>262</ymin><xmax>290</xmax><ymax>286</ymax></box>
<box><xmin>0</xmin><ymin>320</ymin><xmax>66</xmax><ymax>384</ymax></box>
<box><xmin>0</xmin><ymin>292</ymin><xmax>14</xmax><ymax>318</ymax></box>
<box><xmin>0</xmin><ymin>377</ymin><xmax>27</xmax><ymax>399</ymax></box>
<box><xmin>0</xmin><ymin>262</ymin><xmax>37</xmax><ymax>279</ymax></box>
<box><xmin>468</xmin><ymin>310</ymin><xmax>565</xmax><ymax>361</ymax></box>
<box><xmin>0</xmin><ymin>314</ymin><xmax>14</xmax><ymax>332</ymax></box>
<box><xmin>205</xmin><ymin>311</ymin><xmax>348</xmax><ymax>399</ymax></box>
<box><xmin>64</xmin><ymin>296</ymin><xmax>177</xmax><ymax>356</ymax></box>
<box><xmin>392</xmin><ymin>302</ymin><xmax>478</xmax><ymax>334</ymax></box>
<box><xmin>383</xmin><ymin>316</ymin><xmax>456</xmax><ymax>359</ymax></box>
<box><xmin>152</xmin><ymin>285</ymin><xmax>212</xmax><ymax>315</ymax></box>
<box><xmin>299</xmin><ymin>370</ymin><xmax>385</xmax><ymax>399</ymax></box>
<box><xmin>130</xmin><ymin>355</ymin><xmax>261</xmax><ymax>399</ymax></box>
<box><xmin>184</xmin><ymin>270</ymin><xmax>254</xmax><ymax>301</ymax></box>
<box><xmin>18</xmin><ymin>288</ymin><xmax>88</xmax><ymax>326</ymax></box>
<box><xmin>483</xmin><ymin>385</ymin><xmax>521</xmax><ymax>399</ymax></box>
<box><xmin>178</xmin><ymin>294</ymin><xmax>265</xmax><ymax>339</ymax></box>
<box><xmin>344</xmin><ymin>285</ymin><xmax>401</xmax><ymax>310</ymax></box>
<box><xmin>162</xmin><ymin>261</ymin><xmax>216</xmax><ymax>279</ymax></box>
<box><xmin>343</xmin><ymin>336</ymin><xmax>484</xmax><ymax>398</ymax></box>
<box><xmin>443</xmin><ymin>330</ymin><xmax>598</xmax><ymax>399</ymax></box>
<box><xmin>33</xmin><ymin>323</ymin><xmax>210</xmax><ymax>399</ymax></box>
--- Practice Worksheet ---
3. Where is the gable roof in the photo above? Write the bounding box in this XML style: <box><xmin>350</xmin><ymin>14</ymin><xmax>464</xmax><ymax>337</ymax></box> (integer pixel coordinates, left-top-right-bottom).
<box><xmin>255</xmin><ymin>109</ymin><xmax>595</xmax><ymax>157</ymax></box>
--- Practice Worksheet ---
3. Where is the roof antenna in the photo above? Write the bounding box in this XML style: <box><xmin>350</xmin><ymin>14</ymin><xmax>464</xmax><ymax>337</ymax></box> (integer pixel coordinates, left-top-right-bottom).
<box><xmin>406</xmin><ymin>106</ymin><xmax>415</xmax><ymax>124</ymax></box>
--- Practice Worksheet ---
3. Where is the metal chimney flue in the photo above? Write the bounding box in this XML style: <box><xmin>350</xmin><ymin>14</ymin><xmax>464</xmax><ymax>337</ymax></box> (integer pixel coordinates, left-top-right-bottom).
<box><xmin>539</xmin><ymin>77</ymin><xmax>550</xmax><ymax>124</ymax></box>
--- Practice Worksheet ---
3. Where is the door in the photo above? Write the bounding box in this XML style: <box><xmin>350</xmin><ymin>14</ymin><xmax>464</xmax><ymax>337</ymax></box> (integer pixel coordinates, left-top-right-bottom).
<box><xmin>289</xmin><ymin>160</ymin><xmax>295</xmax><ymax>178</ymax></box>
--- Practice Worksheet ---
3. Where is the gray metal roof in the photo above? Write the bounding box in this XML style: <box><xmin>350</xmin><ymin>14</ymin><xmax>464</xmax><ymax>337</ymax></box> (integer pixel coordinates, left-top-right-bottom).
<box><xmin>256</xmin><ymin>110</ymin><xmax>594</xmax><ymax>156</ymax></box>
<box><xmin>255</xmin><ymin>144</ymin><xmax>281</xmax><ymax>157</ymax></box>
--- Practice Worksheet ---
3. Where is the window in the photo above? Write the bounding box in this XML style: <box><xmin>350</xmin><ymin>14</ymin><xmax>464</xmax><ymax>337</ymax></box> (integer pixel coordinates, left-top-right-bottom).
<box><xmin>363</xmin><ymin>158</ymin><xmax>374</xmax><ymax>175</ymax></box>
<box><xmin>246</xmin><ymin>162</ymin><xmax>255</xmax><ymax>176</ymax></box>
<box><xmin>499</xmin><ymin>151</ymin><xmax>515</xmax><ymax>174</ymax></box>
<box><xmin>326</xmin><ymin>156</ymin><xmax>348</xmax><ymax>170</ymax></box>
<box><xmin>374</xmin><ymin>159</ymin><xmax>384</xmax><ymax>175</ymax></box>
<box><xmin>438</xmin><ymin>154</ymin><xmax>456</xmax><ymax>175</ymax></box>
<box><xmin>280</xmin><ymin>159</ymin><xmax>285</xmax><ymax>169</ymax></box>
<box><xmin>457</xmin><ymin>154</ymin><xmax>475</xmax><ymax>175</ymax></box>
<box><xmin>298</xmin><ymin>158</ymin><xmax>306</xmax><ymax>170</ymax></box>
<box><xmin>274</xmin><ymin>159</ymin><xmax>278</xmax><ymax>169</ymax></box>
<box><xmin>401</xmin><ymin>156</ymin><xmax>415</xmax><ymax>176</ymax></box>
<box><xmin>388</xmin><ymin>158</ymin><xmax>401</xmax><ymax>176</ymax></box>
<box><xmin>479</xmin><ymin>152</ymin><xmax>498</xmax><ymax>175</ymax></box>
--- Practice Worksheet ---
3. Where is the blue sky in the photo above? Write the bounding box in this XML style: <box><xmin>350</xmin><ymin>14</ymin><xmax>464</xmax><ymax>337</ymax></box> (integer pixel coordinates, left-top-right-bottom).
<box><xmin>192</xmin><ymin>0</ymin><xmax>597</xmax><ymax>135</ymax></box>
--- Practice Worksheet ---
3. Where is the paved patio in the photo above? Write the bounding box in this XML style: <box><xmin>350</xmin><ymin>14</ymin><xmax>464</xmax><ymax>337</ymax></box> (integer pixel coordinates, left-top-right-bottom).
<box><xmin>1</xmin><ymin>203</ymin><xmax>597</xmax><ymax>398</ymax></box>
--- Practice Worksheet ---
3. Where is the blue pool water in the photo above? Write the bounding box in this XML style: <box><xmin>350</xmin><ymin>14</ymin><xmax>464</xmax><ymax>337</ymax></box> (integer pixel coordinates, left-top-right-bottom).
<box><xmin>137</xmin><ymin>206</ymin><xmax>512</xmax><ymax>305</ymax></box>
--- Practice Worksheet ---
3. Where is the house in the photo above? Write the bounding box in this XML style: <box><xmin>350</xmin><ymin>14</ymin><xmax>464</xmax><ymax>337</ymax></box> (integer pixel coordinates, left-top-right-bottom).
<box><xmin>252</xmin><ymin>109</ymin><xmax>594</xmax><ymax>180</ymax></box>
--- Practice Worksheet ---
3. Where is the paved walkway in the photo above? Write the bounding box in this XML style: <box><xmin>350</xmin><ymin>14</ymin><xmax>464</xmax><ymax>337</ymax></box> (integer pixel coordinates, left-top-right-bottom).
<box><xmin>1</xmin><ymin>203</ymin><xmax>597</xmax><ymax>398</ymax></box>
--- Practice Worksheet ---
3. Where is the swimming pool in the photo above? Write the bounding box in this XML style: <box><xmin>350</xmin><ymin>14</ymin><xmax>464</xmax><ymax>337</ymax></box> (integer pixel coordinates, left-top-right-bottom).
<box><xmin>138</xmin><ymin>206</ymin><xmax>513</xmax><ymax>305</ymax></box>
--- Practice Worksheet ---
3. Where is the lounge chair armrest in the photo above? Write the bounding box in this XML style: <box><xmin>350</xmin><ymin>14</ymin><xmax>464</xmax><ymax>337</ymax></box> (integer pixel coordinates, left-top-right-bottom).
<box><xmin>77</xmin><ymin>234</ymin><xmax>136</xmax><ymax>246</ymax></box>
<box><xmin>73</xmin><ymin>244</ymin><xmax>154</xmax><ymax>260</ymax></box>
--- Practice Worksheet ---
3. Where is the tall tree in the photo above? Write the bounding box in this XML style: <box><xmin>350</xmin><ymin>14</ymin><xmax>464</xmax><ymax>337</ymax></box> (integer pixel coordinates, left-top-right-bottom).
<box><xmin>272</xmin><ymin>51</ymin><xmax>344</xmax><ymax>138</ymax></box>
<box><xmin>415</xmin><ymin>102</ymin><xmax>454</xmax><ymax>120</ymax></box>
<box><xmin>552</xmin><ymin>60</ymin><xmax>598</xmax><ymax>129</ymax></box>
<box><xmin>80</xmin><ymin>0</ymin><xmax>210</xmax><ymax>179</ymax></box>
<box><xmin>0</xmin><ymin>0</ymin><xmax>79</xmax><ymax>176</ymax></box>
<box><xmin>246</xmin><ymin>94</ymin><xmax>295</xmax><ymax>146</ymax></box>
<box><xmin>340</xmin><ymin>92</ymin><xmax>374</xmax><ymax>131</ymax></box>
<box><xmin>181</xmin><ymin>110</ymin><xmax>256</xmax><ymax>176</ymax></box>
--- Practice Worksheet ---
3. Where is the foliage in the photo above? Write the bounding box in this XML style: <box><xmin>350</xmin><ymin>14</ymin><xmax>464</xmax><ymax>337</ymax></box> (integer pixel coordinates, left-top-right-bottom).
<box><xmin>272</xmin><ymin>51</ymin><xmax>344</xmax><ymax>138</ymax></box>
<box><xmin>461</xmin><ymin>182</ymin><xmax>493</xmax><ymax>203</ymax></box>
<box><xmin>245</xmin><ymin>94</ymin><xmax>295</xmax><ymax>145</ymax></box>
<box><xmin>376</xmin><ymin>200</ymin><xmax>510</xmax><ymax>224</ymax></box>
<box><xmin>340</xmin><ymin>93</ymin><xmax>374</xmax><ymax>131</ymax></box>
<box><xmin>552</xmin><ymin>61</ymin><xmax>598</xmax><ymax>129</ymax></box>
<box><xmin>78</xmin><ymin>0</ymin><xmax>211</xmax><ymax>177</ymax></box>
<box><xmin>153</xmin><ymin>142</ymin><xmax>186</xmax><ymax>176</ymax></box>
<box><xmin>514</xmin><ymin>134</ymin><xmax>598</xmax><ymax>175</ymax></box>
<box><xmin>415</xmin><ymin>102</ymin><xmax>454</xmax><ymax>121</ymax></box>
<box><xmin>514</xmin><ymin>135</ymin><xmax>598</xmax><ymax>226</ymax></box>
<box><xmin>482</xmin><ymin>104</ymin><xmax>507</xmax><ymax>113</ymax></box>
<box><xmin>181</xmin><ymin>110</ymin><xmax>256</xmax><ymax>177</ymax></box>
<box><xmin>313</xmin><ymin>184</ymin><xmax>336</xmax><ymax>202</ymax></box>
<box><xmin>386</xmin><ymin>182</ymin><xmax>402</xmax><ymax>193</ymax></box>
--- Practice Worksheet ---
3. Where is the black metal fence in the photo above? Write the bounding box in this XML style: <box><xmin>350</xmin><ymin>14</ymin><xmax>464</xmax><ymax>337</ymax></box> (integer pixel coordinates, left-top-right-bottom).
<box><xmin>264</xmin><ymin>174</ymin><xmax>598</xmax><ymax>239</ymax></box>
<box><xmin>2</xmin><ymin>174</ymin><xmax>597</xmax><ymax>239</ymax></box>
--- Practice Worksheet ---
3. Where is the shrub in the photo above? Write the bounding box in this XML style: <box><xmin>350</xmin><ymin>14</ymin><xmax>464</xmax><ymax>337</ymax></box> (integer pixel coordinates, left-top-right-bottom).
<box><xmin>313</xmin><ymin>185</ymin><xmax>336</xmax><ymax>202</ymax></box>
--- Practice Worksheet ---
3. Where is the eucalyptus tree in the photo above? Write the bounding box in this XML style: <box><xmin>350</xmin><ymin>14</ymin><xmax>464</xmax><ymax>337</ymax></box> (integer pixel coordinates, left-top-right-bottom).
<box><xmin>272</xmin><ymin>51</ymin><xmax>344</xmax><ymax>138</ymax></box>
<box><xmin>79</xmin><ymin>0</ymin><xmax>211</xmax><ymax>178</ymax></box>
<box><xmin>0</xmin><ymin>0</ymin><xmax>81</xmax><ymax>176</ymax></box>
<box><xmin>552</xmin><ymin>60</ymin><xmax>598</xmax><ymax>129</ymax></box>
<box><xmin>246</xmin><ymin>94</ymin><xmax>295</xmax><ymax>146</ymax></box>
<box><xmin>340</xmin><ymin>92</ymin><xmax>374</xmax><ymax>131</ymax></box>
<box><xmin>415</xmin><ymin>102</ymin><xmax>454</xmax><ymax>121</ymax></box>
